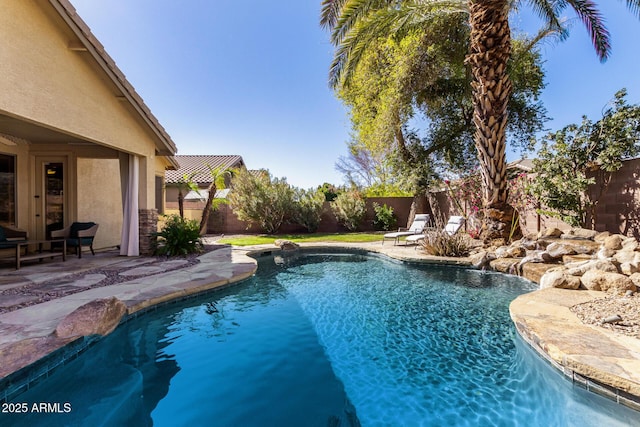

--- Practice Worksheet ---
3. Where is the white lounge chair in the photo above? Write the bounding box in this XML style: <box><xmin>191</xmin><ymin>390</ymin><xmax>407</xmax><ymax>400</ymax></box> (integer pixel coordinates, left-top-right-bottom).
<box><xmin>382</xmin><ymin>214</ymin><xmax>430</xmax><ymax>245</ymax></box>
<box><xmin>405</xmin><ymin>215</ymin><xmax>466</xmax><ymax>245</ymax></box>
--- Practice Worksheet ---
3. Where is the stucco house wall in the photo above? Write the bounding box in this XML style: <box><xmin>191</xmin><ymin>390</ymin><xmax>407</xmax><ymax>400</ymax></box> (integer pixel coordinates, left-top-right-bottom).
<box><xmin>0</xmin><ymin>0</ymin><xmax>178</xmax><ymax>255</ymax></box>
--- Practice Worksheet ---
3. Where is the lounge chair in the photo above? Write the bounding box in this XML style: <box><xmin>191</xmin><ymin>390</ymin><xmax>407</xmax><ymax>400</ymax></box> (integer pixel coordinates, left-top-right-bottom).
<box><xmin>382</xmin><ymin>214</ymin><xmax>430</xmax><ymax>245</ymax></box>
<box><xmin>51</xmin><ymin>222</ymin><xmax>99</xmax><ymax>258</ymax></box>
<box><xmin>405</xmin><ymin>216</ymin><xmax>466</xmax><ymax>245</ymax></box>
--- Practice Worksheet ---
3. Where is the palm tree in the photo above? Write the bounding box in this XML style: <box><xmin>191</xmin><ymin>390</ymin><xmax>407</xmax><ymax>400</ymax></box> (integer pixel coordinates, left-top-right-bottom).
<box><xmin>175</xmin><ymin>172</ymin><xmax>199</xmax><ymax>219</ymax></box>
<box><xmin>321</xmin><ymin>0</ymin><xmax>640</xmax><ymax>240</ymax></box>
<box><xmin>198</xmin><ymin>165</ymin><xmax>232</xmax><ymax>236</ymax></box>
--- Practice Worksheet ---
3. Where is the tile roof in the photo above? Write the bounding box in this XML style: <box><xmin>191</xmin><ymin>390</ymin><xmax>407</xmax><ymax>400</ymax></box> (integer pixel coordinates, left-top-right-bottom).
<box><xmin>165</xmin><ymin>155</ymin><xmax>245</xmax><ymax>184</ymax></box>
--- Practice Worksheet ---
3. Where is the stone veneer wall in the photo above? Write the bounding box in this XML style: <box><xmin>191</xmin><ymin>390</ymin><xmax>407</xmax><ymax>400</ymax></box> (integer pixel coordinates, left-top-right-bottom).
<box><xmin>139</xmin><ymin>209</ymin><xmax>158</xmax><ymax>255</ymax></box>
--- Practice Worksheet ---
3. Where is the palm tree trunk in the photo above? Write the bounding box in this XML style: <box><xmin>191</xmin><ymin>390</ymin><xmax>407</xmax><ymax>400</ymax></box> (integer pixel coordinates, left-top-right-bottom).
<box><xmin>178</xmin><ymin>190</ymin><xmax>185</xmax><ymax>218</ymax></box>
<box><xmin>467</xmin><ymin>0</ymin><xmax>514</xmax><ymax>241</ymax></box>
<box><xmin>199</xmin><ymin>184</ymin><xmax>216</xmax><ymax>235</ymax></box>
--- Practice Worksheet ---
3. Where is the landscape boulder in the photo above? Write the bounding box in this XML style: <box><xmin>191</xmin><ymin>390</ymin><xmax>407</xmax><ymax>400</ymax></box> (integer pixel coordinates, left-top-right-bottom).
<box><xmin>603</xmin><ymin>235</ymin><xmax>623</xmax><ymax>250</ymax></box>
<box><xmin>545</xmin><ymin>242</ymin><xmax>576</xmax><ymax>260</ymax></box>
<box><xmin>580</xmin><ymin>270</ymin><xmax>637</xmax><ymax>294</ymax></box>
<box><xmin>275</xmin><ymin>239</ymin><xmax>300</xmax><ymax>251</ymax></box>
<box><xmin>55</xmin><ymin>297</ymin><xmax>127</xmax><ymax>339</ymax></box>
<box><xmin>539</xmin><ymin>268</ymin><xmax>581</xmax><ymax>290</ymax></box>
<box><xmin>539</xmin><ymin>228</ymin><xmax>563</xmax><ymax>239</ymax></box>
<box><xmin>561</xmin><ymin>228</ymin><xmax>598</xmax><ymax>240</ymax></box>
<box><xmin>564</xmin><ymin>259</ymin><xmax>619</xmax><ymax>276</ymax></box>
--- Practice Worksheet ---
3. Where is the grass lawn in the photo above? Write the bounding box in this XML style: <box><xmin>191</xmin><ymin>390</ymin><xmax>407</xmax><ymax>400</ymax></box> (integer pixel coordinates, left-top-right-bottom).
<box><xmin>216</xmin><ymin>232</ymin><xmax>384</xmax><ymax>246</ymax></box>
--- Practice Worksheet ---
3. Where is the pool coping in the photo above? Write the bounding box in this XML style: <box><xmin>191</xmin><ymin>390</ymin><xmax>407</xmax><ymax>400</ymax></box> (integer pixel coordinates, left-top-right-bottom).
<box><xmin>1</xmin><ymin>241</ymin><xmax>640</xmax><ymax>413</ymax></box>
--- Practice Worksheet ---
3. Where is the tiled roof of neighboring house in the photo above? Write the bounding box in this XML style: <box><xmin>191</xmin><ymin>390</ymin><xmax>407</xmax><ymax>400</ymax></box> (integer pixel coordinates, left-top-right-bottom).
<box><xmin>165</xmin><ymin>155</ymin><xmax>245</xmax><ymax>184</ymax></box>
<box><xmin>507</xmin><ymin>158</ymin><xmax>534</xmax><ymax>172</ymax></box>
<box><xmin>52</xmin><ymin>0</ymin><xmax>178</xmax><ymax>167</ymax></box>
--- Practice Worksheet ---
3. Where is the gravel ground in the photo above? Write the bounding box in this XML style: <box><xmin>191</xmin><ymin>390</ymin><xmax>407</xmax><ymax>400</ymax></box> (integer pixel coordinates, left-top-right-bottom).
<box><xmin>571</xmin><ymin>293</ymin><xmax>640</xmax><ymax>338</ymax></box>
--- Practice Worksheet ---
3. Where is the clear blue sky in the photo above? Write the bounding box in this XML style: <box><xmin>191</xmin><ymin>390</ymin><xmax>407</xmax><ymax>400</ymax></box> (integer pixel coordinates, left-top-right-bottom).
<box><xmin>71</xmin><ymin>1</ymin><xmax>640</xmax><ymax>189</ymax></box>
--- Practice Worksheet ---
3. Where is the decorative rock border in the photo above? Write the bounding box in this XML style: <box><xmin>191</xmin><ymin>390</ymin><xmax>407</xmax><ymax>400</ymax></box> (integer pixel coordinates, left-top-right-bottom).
<box><xmin>470</xmin><ymin>228</ymin><xmax>639</xmax><ymax>295</ymax></box>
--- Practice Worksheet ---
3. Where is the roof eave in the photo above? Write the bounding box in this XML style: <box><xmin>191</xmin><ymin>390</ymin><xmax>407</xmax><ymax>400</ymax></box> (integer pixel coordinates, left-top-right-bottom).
<box><xmin>50</xmin><ymin>0</ymin><xmax>178</xmax><ymax>157</ymax></box>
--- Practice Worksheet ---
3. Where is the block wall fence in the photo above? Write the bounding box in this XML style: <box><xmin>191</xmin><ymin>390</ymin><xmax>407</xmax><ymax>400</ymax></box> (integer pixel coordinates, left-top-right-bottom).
<box><xmin>165</xmin><ymin>158</ymin><xmax>640</xmax><ymax>238</ymax></box>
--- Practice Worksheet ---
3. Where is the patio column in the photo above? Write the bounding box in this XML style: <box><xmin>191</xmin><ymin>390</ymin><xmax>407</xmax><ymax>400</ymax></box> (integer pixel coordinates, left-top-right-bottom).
<box><xmin>119</xmin><ymin>153</ymin><xmax>139</xmax><ymax>256</ymax></box>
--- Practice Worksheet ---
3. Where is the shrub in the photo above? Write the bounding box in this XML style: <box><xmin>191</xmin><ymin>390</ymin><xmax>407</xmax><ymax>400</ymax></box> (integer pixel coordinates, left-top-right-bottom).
<box><xmin>419</xmin><ymin>230</ymin><xmax>469</xmax><ymax>257</ymax></box>
<box><xmin>372</xmin><ymin>203</ymin><xmax>396</xmax><ymax>231</ymax></box>
<box><xmin>293</xmin><ymin>189</ymin><xmax>325</xmax><ymax>232</ymax></box>
<box><xmin>331</xmin><ymin>190</ymin><xmax>366</xmax><ymax>231</ymax></box>
<box><xmin>227</xmin><ymin>168</ymin><xmax>295</xmax><ymax>234</ymax></box>
<box><xmin>154</xmin><ymin>214</ymin><xmax>203</xmax><ymax>256</ymax></box>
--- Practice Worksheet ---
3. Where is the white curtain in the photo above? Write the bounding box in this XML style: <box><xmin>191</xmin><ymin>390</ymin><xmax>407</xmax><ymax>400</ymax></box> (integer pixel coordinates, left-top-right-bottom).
<box><xmin>120</xmin><ymin>154</ymin><xmax>139</xmax><ymax>256</ymax></box>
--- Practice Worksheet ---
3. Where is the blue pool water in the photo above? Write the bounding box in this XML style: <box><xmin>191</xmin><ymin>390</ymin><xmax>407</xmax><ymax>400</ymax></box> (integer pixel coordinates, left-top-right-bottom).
<box><xmin>3</xmin><ymin>252</ymin><xmax>640</xmax><ymax>426</ymax></box>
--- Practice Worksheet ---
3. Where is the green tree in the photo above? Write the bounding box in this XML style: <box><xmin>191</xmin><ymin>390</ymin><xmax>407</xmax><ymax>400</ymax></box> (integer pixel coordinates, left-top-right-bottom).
<box><xmin>529</xmin><ymin>89</ymin><xmax>640</xmax><ymax>228</ymax></box>
<box><xmin>227</xmin><ymin>168</ymin><xmax>295</xmax><ymax>234</ymax></box>
<box><xmin>321</xmin><ymin>0</ymin><xmax>640</xmax><ymax>240</ymax></box>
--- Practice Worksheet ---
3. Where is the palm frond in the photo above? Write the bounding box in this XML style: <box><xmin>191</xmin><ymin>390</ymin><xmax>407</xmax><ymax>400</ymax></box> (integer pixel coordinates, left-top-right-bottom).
<box><xmin>623</xmin><ymin>0</ymin><xmax>640</xmax><ymax>18</ymax></box>
<box><xmin>526</xmin><ymin>0</ymin><xmax>565</xmax><ymax>31</ymax></box>
<box><xmin>564</xmin><ymin>0</ymin><xmax>610</xmax><ymax>61</ymax></box>
<box><xmin>331</xmin><ymin>0</ymin><xmax>394</xmax><ymax>46</ymax></box>
<box><xmin>320</xmin><ymin>0</ymin><xmax>349</xmax><ymax>29</ymax></box>
<box><xmin>330</xmin><ymin>1</ymin><xmax>467</xmax><ymax>88</ymax></box>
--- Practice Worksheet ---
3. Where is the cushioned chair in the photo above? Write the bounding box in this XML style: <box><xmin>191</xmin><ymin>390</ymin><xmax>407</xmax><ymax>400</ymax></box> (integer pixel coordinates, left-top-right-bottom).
<box><xmin>406</xmin><ymin>215</ymin><xmax>466</xmax><ymax>246</ymax></box>
<box><xmin>51</xmin><ymin>222</ymin><xmax>99</xmax><ymax>258</ymax></box>
<box><xmin>382</xmin><ymin>214</ymin><xmax>430</xmax><ymax>245</ymax></box>
<box><xmin>0</xmin><ymin>225</ymin><xmax>28</xmax><ymax>249</ymax></box>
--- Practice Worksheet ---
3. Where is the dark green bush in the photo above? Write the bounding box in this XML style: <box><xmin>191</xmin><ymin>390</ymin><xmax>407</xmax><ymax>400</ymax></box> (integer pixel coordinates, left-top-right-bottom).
<box><xmin>372</xmin><ymin>203</ymin><xmax>396</xmax><ymax>231</ymax></box>
<box><xmin>154</xmin><ymin>214</ymin><xmax>203</xmax><ymax>256</ymax></box>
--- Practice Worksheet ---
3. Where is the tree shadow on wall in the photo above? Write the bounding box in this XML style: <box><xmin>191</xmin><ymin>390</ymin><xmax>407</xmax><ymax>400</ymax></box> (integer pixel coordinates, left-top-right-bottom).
<box><xmin>616</xmin><ymin>168</ymin><xmax>640</xmax><ymax>239</ymax></box>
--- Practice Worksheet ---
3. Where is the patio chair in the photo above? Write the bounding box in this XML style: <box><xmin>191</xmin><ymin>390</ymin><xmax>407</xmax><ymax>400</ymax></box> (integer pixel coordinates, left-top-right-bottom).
<box><xmin>382</xmin><ymin>214</ymin><xmax>430</xmax><ymax>245</ymax></box>
<box><xmin>51</xmin><ymin>222</ymin><xmax>99</xmax><ymax>258</ymax></box>
<box><xmin>405</xmin><ymin>216</ymin><xmax>466</xmax><ymax>245</ymax></box>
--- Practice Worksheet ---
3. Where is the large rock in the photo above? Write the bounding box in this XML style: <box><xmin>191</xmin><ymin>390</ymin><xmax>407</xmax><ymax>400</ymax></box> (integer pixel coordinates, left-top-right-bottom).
<box><xmin>622</xmin><ymin>238</ymin><xmax>639</xmax><ymax>251</ymax></box>
<box><xmin>545</xmin><ymin>242</ymin><xmax>576</xmax><ymax>259</ymax></box>
<box><xmin>521</xmin><ymin>263</ymin><xmax>559</xmax><ymax>284</ymax></box>
<box><xmin>619</xmin><ymin>262</ymin><xmax>639</xmax><ymax>276</ymax></box>
<box><xmin>489</xmin><ymin>258</ymin><xmax>519</xmax><ymax>274</ymax></box>
<box><xmin>495</xmin><ymin>245</ymin><xmax>525</xmax><ymax>258</ymax></box>
<box><xmin>470</xmin><ymin>251</ymin><xmax>495</xmax><ymax>269</ymax></box>
<box><xmin>565</xmin><ymin>259</ymin><xmax>619</xmax><ymax>276</ymax></box>
<box><xmin>580</xmin><ymin>270</ymin><xmax>637</xmax><ymax>294</ymax></box>
<box><xmin>55</xmin><ymin>297</ymin><xmax>127</xmax><ymax>339</ymax></box>
<box><xmin>594</xmin><ymin>231</ymin><xmax>611</xmax><ymax>242</ymax></box>
<box><xmin>519</xmin><ymin>238</ymin><xmax>539</xmax><ymax>251</ymax></box>
<box><xmin>561</xmin><ymin>228</ymin><xmax>598</xmax><ymax>240</ymax></box>
<box><xmin>629</xmin><ymin>273</ymin><xmax>640</xmax><ymax>288</ymax></box>
<box><xmin>540</xmin><ymin>268</ymin><xmax>581</xmax><ymax>290</ymax></box>
<box><xmin>613</xmin><ymin>249</ymin><xmax>640</xmax><ymax>265</ymax></box>
<box><xmin>520</xmin><ymin>250</ymin><xmax>554</xmax><ymax>264</ymax></box>
<box><xmin>274</xmin><ymin>239</ymin><xmax>300</xmax><ymax>251</ymax></box>
<box><xmin>603</xmin><ymin>235</ymin><xmax>623</xmax><ymax>250</ymax></box>
<box><xmin>539</xmin><ymin>228</ymin><xmax>563</xmax><ymax>238</ymax></box>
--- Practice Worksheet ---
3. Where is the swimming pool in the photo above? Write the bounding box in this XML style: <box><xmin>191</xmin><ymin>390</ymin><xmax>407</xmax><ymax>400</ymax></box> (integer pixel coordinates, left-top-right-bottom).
<box><xmin>3</xmin><ymin>252</ymin><xmax>639</xmax><ymax>426</ymax></box>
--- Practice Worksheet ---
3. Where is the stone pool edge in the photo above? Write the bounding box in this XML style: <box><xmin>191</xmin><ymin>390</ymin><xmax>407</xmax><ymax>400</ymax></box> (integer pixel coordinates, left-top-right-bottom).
<box><xmin>0</xmin><ymin>246</ymin><xmax>258</xmax><ymax>402</ymax></box>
